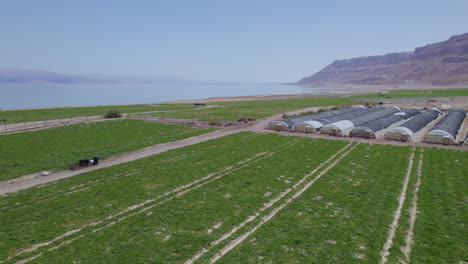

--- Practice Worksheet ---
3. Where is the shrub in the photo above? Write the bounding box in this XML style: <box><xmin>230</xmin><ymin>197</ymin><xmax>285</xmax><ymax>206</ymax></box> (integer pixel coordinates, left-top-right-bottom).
<box><xmin>104</xmin><ymin>110</ymin><xmax>122</xmax><ymax>118</ymax></box>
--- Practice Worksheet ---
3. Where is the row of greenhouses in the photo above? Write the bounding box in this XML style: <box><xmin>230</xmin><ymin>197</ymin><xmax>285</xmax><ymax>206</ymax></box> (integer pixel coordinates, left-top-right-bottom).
<box><xmin>267</xmin><ymin>106</ymin><xmax>467</xmax><ymax>145</ymax></box>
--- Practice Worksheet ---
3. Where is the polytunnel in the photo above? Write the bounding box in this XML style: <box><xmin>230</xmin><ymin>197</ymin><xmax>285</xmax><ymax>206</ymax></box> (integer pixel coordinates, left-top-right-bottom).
<box><xmin>350</xmin><ymin>108</ymin><xmax>421</xmax><ymax>139</ymax></box>
<box><xmin>384</xmin><ymin>108</ymin><xmax>441</xmax><ymax>142</ymax></box>
<box><xmin>321</xmin><ymin>107</ymin><xmax>401</xmax><ymax>136</ymax></box>
<box><xmin>423</xmin><ymin>108</ymin><xmax>466</xmax><ymax>144</ymax></box>
<box><xmin>267</xmin><ymin>106</ymin><xmax>362</xmax><ymax>131</ymax></box>
<box><xmin>291</xmin><ymin>106</ymin><xmax>367</xmax><ymax>132</ymax></box>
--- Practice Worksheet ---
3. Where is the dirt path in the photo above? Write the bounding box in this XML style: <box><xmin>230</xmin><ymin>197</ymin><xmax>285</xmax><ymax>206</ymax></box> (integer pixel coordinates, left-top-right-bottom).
<box><xmin>185</xmin><ymin>143</ymin><xmax>354</xmax><ymax>264</ymax></box>
<box><xmin>209</xmin><ymin>143</ymin><xmax>358</xmax><ymax>263</ymax></box>
<box><xmin>9</xmin><ymin>139</ymin><xmax>301</xmax><ymax>263</ymax></box>
<box><xmin>401</xmin><ymin>149</ymin><xmax>424</xmax><ymax>263</ymax></box>
<box><xmin>379</xmin><ymin>147</ymin><xmax>416</xmax><ymax>264</ymax></box>
<box><xmin>0</xmin><ymin>128</ymin><xmax>243</xmax><ymax>196</ymax></box>
<box><xmin>2</xmin><ymin>106</ymin><xmax>465</xmax><ymax>195</ymax></box>
<box><xmin>0</xmin><ymin>115</ymin><xmax>107</xmax><ymax>134</ymax></box>
<box><xmin>0</xmin><ymin>105</ymin><xmax>220</xmax><ymax>134</ymax></box>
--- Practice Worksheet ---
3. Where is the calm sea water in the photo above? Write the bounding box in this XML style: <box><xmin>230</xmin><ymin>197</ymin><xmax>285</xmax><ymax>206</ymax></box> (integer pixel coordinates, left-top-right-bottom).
<box><xmin>0</xmin><ymin>82</ymin><xmax>321</xmax><ymax>110</ymax></box>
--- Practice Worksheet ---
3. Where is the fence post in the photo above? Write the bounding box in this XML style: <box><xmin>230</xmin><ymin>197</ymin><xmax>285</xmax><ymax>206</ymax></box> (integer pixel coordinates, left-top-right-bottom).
<box><xmin>2</xmin><ymin>119</ymin><xmax>6</xmax><ymax>134</ymax></box>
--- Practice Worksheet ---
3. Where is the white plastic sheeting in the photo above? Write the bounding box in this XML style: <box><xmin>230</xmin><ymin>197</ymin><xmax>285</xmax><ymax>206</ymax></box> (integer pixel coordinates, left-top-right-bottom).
<box><xmin>321</xmin><ymin>107</ymin><xmax>400</xmax><ymax>136</ymax></box>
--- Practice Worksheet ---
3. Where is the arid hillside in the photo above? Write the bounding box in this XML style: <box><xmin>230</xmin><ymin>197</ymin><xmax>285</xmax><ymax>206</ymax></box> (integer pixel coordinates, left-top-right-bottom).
<box><xmin>298</xmin><ymin>33</ymin><xmax>468</xmax><ymax>87</ymax></box>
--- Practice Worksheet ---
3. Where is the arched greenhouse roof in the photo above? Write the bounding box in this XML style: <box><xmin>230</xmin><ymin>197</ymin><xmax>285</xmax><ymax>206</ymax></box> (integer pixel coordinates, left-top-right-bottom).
<box><xmin>270</xmin><ymin>106</ymin><xmax>364</xmax><ymax>128</ymax></box>
<box><xmin>426</xmin><ymin>108</ymin><xmax>466</xmax><ymax>140</ymax></box>
<box><xmin>395</xmin><ymin>108</ymin><xmax>441</xmax><ymax>134</ymax></box>
<box><xmin>352</xmin><ymin>108</ymin><xmax>421</xmax><ymax>133</ymax></box>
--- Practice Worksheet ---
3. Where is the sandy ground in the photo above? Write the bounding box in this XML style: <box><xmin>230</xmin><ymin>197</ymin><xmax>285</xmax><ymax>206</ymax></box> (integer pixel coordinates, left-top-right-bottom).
<box><xmin>165</xmin><ymin>93</ymin><xmax>319</xmax><ymax>104</ymax></box>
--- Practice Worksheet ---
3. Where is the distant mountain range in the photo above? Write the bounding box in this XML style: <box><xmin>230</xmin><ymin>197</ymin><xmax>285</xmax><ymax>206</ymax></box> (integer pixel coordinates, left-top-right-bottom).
<box><xmin>297</xmin><ymin>33</ymin><xmax>468</xmax><ymax>88</ymax></box>
<box><xmin>0</xmin><ymin>69</ymin><xmax>226</xmax><ymax>85</ymax></box>
<box><xmin>0</xmin><ymin>69</ymin><xmax>117</xmax><ymax>84</ymax></box>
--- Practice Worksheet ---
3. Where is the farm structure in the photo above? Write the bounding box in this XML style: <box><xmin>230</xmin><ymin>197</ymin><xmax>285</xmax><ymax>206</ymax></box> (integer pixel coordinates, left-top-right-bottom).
<box><xmin>384</xmin><ymin>108</ymin><xmax>442</xmax><ymax>142</ymax></box>
<box><xmin>350</xmin><ymin>108</ymin><xmax>421</xmax><ymax>139</ymax></box>
<box><xmin>423</xmin><ymin>108</ymin><xmax>467</xmax><ymax>145</ymax></box>
<box><xmin>291</xmin><ymin>106</ymin><xmax>377</xmax><ymax>133</ymax></box>
<box><xmin>320</xmin><ymin>106</ymin><xmax>401</xmax><ymax>136</ymax></box>
<box><xmin>266</xmin><ymin>106</ymin><xmax>364</xmax><ymax>131</ymax></box>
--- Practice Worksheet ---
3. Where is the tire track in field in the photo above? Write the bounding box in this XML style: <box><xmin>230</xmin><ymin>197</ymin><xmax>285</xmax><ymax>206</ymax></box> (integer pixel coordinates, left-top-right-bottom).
<box><xmin>207</xmin><ymin>143</ymin><xmax>358</xmax><ymax>263</ymax></box>
<box><xmin>0</xmin><ymin>139</ymin><xmax>237</xmax><ymax>211</ymax></box>
<box><xmin>9</xmin><ymin>138</ymin><xmax>303</xmax><ymax>263</ymax></box>
<box><xmin>184</xmin><ymin>142</ymin><xmax>355</xmax><ymax>264</ymax></box>
<box><xmin>400</xmin><ymin>149</ymin><xmax>424</xmax><ymax>263</ymax></box>
<box><xmin>379</xmin><ymin>147</ymin><xmax>416</xmax><ymax>264</ymax></box>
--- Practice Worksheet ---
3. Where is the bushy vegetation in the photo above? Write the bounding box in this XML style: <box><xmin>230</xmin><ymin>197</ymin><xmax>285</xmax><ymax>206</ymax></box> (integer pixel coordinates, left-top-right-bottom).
<box><xmin>103</xmin><ymin>109</ymin><xmax>122</xmax><ymax>118</ymax></box>
<box><xmin>0</xmin><ymin>119</ymin><xmax>215</xmax><ymax>181</ymax></box>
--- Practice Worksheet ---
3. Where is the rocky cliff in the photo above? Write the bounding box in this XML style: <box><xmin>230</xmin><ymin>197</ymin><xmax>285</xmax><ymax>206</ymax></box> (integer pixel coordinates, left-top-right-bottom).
<box><xmin>297</xmin><ymin>33</ymin><xmax>468</xmax><ymax>87</ymax></box>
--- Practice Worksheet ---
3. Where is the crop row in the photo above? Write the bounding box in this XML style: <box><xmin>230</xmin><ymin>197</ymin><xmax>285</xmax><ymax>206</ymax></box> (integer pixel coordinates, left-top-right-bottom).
<box><xmin>408</xmin><ymin>148</ymin><xmax>466</xmax><ymax>263</ymax></box>
<box><xmin>1</xmin><ymin>131</ymin><xmax>465</xmax><ymax>263</ymax></box>
<box><xmin>0</xmin><ymin>132</ymin><xmax>310</xmax><ymax>261</ymax></box>
<box><xmin>209</xmin><ymin>144</ymin><xmax>414</xmax><ymax>263</ymax></box>
<box><xmin>0</xmin><ymin>119</ymin><xmax>215</xmax><ymax>182</ymax></box>
<box><xmin>1</xmin><ymin>133</ymin><xmax>348</xmax><ymax>263</ymax></box>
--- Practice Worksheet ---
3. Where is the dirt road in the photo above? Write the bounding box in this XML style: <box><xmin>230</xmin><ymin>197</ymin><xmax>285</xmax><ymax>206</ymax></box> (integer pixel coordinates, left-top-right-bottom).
<box><xmin>1</xmin><ymin>105</ymin><xmax>466</xmax><ymax>196</ymax></box>
<box><xmin>0</xmin><ymin>128</ymin><xmax>242</xmax><ymax>195</ymax></box>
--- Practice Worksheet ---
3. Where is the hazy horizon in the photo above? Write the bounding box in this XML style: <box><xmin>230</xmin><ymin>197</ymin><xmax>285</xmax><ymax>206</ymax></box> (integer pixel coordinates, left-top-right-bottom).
<box><xmin>1</xmin><ymin>1</ymin><xmax>468</xmax><ymax>83</ymax></box>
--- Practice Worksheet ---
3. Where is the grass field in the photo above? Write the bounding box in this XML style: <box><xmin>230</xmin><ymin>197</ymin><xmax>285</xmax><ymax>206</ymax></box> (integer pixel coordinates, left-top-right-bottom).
<box><xmin>138</xmin><ymin>96</ymin><xmax>357</xmax><ymax>122</ymax></box>
<box><xmin>409</xmin><ymin>148</ymin><xmax>467</xmax><ymax>263</ymax></box>
<box><xmin>352</xmin><ymin>88</ymin><xmax>468</xmax><ymax>99</ymax></box>
<box><xmin>0</xmin><ymin>132</ymin><xmax>465</xmax><ymax>264</ymax></box>
<box><xmin>2</xmin><ymin>88</ymin><xmax>467</xmax><ymax>124</ymax></box>
<box><xmin>0</xmin><ymin>119</ymin><xmax>215</xmax><ymax>182</ymax></box>
<box><xmin>0</xmin><ymin>103</ymin><xmax>197</xmax><ymax>124</ymax></box>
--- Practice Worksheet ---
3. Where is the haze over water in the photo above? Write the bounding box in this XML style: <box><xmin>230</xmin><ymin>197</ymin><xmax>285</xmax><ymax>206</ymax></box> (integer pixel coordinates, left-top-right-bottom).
<box><xmin>0</xmin><ymin>82</ymin><xmax>312</xmax><ymax>110</ymax></box>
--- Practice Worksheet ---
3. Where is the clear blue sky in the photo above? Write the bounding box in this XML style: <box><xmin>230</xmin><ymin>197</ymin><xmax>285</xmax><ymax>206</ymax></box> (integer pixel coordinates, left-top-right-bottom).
<box><xmin>1</xmin><ymin>0</ymin><xmax>467</xmax><ymax>82</ymax></box>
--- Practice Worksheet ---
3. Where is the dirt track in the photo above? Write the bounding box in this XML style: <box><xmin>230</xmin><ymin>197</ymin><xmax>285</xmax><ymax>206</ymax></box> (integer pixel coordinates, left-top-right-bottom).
<box><xmin>1</xmin><ymin>105</ymin><xmax>466</xmax><ymax>196</ymax></box>
<box><xmin>0</xmin><ymin>128</ymin><xmax>242</xmax><ymax>195</ymax></box>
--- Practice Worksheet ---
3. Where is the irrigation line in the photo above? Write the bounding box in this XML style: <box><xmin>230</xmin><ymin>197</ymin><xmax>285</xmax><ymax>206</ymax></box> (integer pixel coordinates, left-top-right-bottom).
<box><xmin>9</xmin><ymin>138</ymin><xmax>303</xmax><ymax>263</ymax></box>
<box><xmin>184</xmin><ymin>142</ymin><xmax>355</xmax><ymax>264</ymax></box>
<box><xmin>401</xmin><ymin>148</ymin><xmax>424</xmax><ymax>263</ymax></box>
<box><xmin>208</xmin><ymin>143</ymin><xmax>358</xmax><ymax>263</ymax></box>
<box><xmin>379</xmin><ymin>147</ymin><xmax>416</xmax><ymax>264</ymax></box>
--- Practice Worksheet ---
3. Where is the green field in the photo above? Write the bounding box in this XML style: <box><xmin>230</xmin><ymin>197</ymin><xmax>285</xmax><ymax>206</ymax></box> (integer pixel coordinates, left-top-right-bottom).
<box><xmin>0</xmin><ymin>103</ymin><xmax>197</xmax><ymax>124</ymax></box>
<box><xmin>2</xmin><ymin>88</ymin><xmax>467</xmax><ymax>124</ymax></box>
<box><xmin>352</xmin><ymin>88</ymin><xmax>468</xmax><ymax>99</ymax></box>
<box><xmin>0</xmin><ymin>119</ymin><xmax>215</xmax><ymax>182</ymax></box>
<box><xmin>137</xmin><ymin>96</ymin><xmax>357</xmax><ymax>122</ymax></box>
<box><xmin>0</xmin><ymin>132</ymin><xmax>465</xmax><ymax>264</ymax></box>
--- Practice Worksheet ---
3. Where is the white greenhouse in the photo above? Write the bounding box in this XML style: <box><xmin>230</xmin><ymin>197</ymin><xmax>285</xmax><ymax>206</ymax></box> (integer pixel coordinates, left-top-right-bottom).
<box><xmin>321</xmin><ymin>107</ymin><xmax>401</xmax><ymax>136</ymax></box>
<box><xmin>384</xmin><ymin>108</ymin><xmax>441</xmax><ymax>142</ymax></box>
<box><xmin>423</xmin><ymin>108</ymin><xmax>466</xmax><ymax>145</ymax></box>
